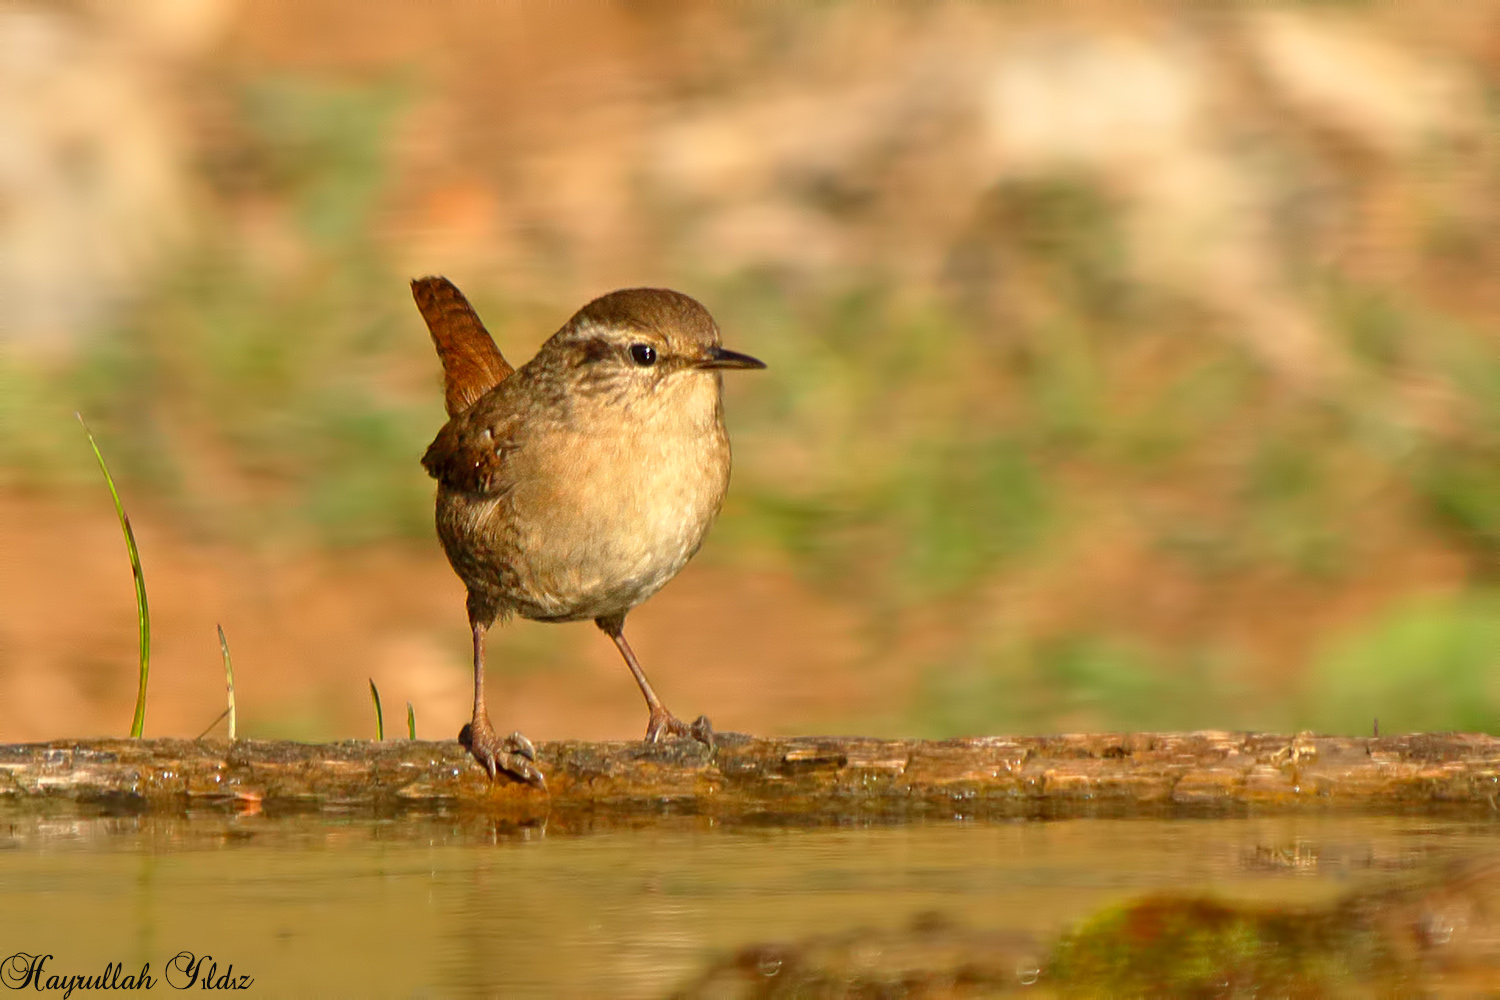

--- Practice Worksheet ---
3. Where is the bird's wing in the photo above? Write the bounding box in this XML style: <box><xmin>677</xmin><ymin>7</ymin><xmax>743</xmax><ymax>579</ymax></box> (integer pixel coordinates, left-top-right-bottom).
<box><xmin>412</xmin><ymin>276</ymin><xmax>514</xmax><ymax>417</ymax></box>
<box><xmin>420</xmin><ymin>399</ymin><xmax>526</xmax><ymax>496</ymax></box>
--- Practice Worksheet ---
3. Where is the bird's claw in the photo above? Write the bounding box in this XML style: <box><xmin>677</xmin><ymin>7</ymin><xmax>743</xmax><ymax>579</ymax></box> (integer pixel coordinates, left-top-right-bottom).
<box><xmin>644</xmin><ymin>709</ymin><xmax>715</xmax><ymax>750</ymax></box>
<box><xmin>459</xmin><ymin>719</ymin><xmax>546</xmax><ymax>788</ymax></box>
<box><xmin>689</xmin><ymin>715</ymin><xmax>715</xmax><ymax>749</ymax></box>
<box><xmin>505</xmin><ymin>729</ymin><xmax>538</xmax><ymax>761</ymax></box>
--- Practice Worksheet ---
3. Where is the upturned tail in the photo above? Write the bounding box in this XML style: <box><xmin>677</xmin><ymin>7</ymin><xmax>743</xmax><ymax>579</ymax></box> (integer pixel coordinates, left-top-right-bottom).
<box><xmin>411</xmin><ymin>276</ymin><xmax>514</xmax><ymax>417</ymax></box>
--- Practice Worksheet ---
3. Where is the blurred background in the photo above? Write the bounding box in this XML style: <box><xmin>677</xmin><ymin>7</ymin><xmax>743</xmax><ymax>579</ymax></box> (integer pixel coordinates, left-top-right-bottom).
<box><xmin>0</xmin><ymin>1</ymin><xmax>1495</xmax><ymax>745</ymax></box>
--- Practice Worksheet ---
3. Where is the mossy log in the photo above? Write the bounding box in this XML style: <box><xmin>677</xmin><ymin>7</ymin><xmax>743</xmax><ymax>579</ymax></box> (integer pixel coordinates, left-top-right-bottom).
<box><xmin>2</xmin><ymin>731</ymin><xmax>1498</xmax><ymax>822</ymax></box>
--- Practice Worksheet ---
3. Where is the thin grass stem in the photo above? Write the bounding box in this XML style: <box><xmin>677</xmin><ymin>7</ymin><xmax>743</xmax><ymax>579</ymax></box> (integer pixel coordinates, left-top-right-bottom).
<box><xmin>369</xmin><ymin>679</ymin><xmax>384</xmax><ymax>741</ymax></box>
<box><xmin>78</xmin><ymin>413</ymin><xmax>150</xmax><ymax>738</ymax></box>
<box><xmin>217</xmin><ymin>624</ymin><xmax>237</xmax><ymax>741</ymax></box>
<box><xmin>194</xmin><ymin>707</ymin><xmax>230</xmax><ymax>741</ymax></box>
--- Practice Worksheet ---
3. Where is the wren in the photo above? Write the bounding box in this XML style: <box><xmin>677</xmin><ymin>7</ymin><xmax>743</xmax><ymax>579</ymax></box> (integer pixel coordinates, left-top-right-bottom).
<box><xmin>413</xmin><ymin>277</ymin><xmax>764</xmax><ymax>785</ymax></box>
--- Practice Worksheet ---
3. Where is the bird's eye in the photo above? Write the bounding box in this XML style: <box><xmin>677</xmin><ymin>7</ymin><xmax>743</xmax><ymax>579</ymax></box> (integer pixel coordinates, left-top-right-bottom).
<box><xmin>629</xmin><ymin>343</ymin><xmax>657</xmax><ymax>367</ymax></box>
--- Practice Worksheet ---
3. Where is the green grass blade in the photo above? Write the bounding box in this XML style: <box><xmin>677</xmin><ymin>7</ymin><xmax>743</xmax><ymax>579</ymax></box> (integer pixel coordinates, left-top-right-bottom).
<box><xmin>369</xmin><ymin>679</ymin><xmax>384</xmax><ymax>741</ymax></box>
<box><xmin>406</xmin><ymin>701</ymin><xmax>416</xmax><ymax>740</ymax></box>
<box><xmin>217</xmin><ymin>624</ymin><xmax>237</xmax><ymax>741</ymax></box>
<box><xmin>78</xmin><ymin>413</ymin><xmax>150</xmax><ymax>738</ymax></box>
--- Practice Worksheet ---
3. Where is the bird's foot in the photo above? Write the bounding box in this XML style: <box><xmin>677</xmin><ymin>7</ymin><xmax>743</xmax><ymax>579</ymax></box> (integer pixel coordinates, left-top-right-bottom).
<box><xmin>458</xmin><ymin>717</ymin><xmax>546</xmax><ymax>788</ymax></box>
<box><xmin>644</xmin><ymin>709</ymin><xmax>715</xmax><ymax>750</ymax></box>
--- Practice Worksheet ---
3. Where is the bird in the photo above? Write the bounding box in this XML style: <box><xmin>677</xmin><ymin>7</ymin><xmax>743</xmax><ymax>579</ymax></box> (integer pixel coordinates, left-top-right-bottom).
<box><xmin>412</xmin><ymin>276</ymin><xmax>765</xmax><ymax>785</ymax></box>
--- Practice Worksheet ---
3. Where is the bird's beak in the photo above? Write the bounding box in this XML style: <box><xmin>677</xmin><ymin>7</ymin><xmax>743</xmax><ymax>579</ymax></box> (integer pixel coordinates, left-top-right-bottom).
<box><xmin>697</xmin><ymin>346</ymin><xmax>767</xmax><ymax>370</ymax></box>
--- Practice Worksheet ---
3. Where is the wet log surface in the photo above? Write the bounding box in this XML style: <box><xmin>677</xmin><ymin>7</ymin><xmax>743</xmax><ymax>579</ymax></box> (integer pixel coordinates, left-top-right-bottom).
<box><xmin>3</xmin><ymin>731</ymin><xmax>1500</xmax><ymax>822</ymax></box>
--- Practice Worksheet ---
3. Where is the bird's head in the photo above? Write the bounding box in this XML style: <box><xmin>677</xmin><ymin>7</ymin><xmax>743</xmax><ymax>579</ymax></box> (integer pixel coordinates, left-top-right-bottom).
<box><xmin>542</xmin><ymin>289</ymin><xmax>764</xmax><ymax>406</ymax></box>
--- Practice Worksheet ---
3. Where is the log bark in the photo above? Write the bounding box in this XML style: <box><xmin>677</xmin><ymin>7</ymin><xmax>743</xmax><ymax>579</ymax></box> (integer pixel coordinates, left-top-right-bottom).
<box><xmin>2</xmin><ymin>731</ymin><xmax>1498</xmax><ymax>823</ymax></box>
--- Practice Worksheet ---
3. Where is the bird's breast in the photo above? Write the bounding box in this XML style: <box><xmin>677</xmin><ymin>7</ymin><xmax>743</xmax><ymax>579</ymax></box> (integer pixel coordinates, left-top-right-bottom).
<box><xmin>475</xmin><ymin>375</ymin><xmax>731</xmax><ymax>621</ymax></box>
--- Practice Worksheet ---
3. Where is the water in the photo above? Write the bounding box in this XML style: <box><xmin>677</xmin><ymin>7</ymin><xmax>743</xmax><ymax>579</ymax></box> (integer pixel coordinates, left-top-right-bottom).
<box><xmin>2</xmin><ymin>812</ymin><xmax>1497</xmax><ymax>996</ymax></box>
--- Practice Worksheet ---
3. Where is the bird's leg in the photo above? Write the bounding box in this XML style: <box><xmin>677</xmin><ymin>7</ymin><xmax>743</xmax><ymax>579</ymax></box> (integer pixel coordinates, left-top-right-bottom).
<box><xmin>596</xmin><ymin>614</ymin><xmax>714</xmax><ymax>747</ymax></box>
<box><xmin>458</xmin><ymin>612</ymin><xmax>545</xmax><ymax>787</ymax></box>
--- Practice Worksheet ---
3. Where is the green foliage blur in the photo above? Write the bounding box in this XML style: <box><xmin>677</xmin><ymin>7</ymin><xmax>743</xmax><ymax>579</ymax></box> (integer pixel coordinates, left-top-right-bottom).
<box><xmin>1309</xmin><ymin>592</ymin><xmax>1500</xmax><ymax>735</ymax></box>
<box><xmin>1</xmin><ymin>77</ymin><xmax>434</xmax><ymax>545</ymax></box>
<box><xmin>4</xmin><ymin>74</ymin><xmax>1495</xmax><ymax>738</ymax></box>
<box><xmin>1051</xmin><ymin>893</ymin><xmax>1418</xmax><ymax>995</ymax></box>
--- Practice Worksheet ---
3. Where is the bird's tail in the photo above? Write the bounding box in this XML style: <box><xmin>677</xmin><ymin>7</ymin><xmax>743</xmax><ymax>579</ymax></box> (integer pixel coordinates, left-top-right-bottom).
<box><xmin>411</xmin><ymin>276</ymin><xmax>514</xmax><ymax>417</ymax></box>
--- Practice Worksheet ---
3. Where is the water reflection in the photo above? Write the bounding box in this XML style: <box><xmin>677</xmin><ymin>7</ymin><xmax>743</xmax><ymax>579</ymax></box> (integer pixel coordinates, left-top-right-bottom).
<box><xmin>1</xmin><ymin>813</ymin><xmax>1496</xmax><ymax>996</ymax></box>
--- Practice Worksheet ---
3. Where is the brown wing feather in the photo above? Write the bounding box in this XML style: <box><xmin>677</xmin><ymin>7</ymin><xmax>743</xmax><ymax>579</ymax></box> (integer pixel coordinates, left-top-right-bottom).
<box><xmin>421</xmin><ymin>401</ymin><xmax>524</xmax><ymax>495</ymax></box>
<box><xmin>412</xmin><ymin>276</ymin><xmax>514</xmax><ymax>417</ymax></box>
